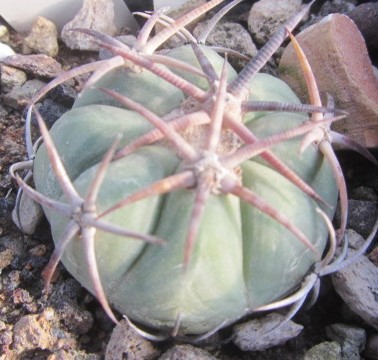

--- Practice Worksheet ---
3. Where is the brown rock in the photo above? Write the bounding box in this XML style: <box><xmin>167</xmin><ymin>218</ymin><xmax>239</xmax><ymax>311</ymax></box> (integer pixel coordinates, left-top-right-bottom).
<box><xmin>12</xmin><ymin>309</ymin><xmax>76</xmax><ymax>353</ymax></box>
<box><xmin>2</xmin><ymin>54</ymin><xmax>63</xmax><ymax>78</ymax></box>
<box><xmin>279</xmin><ymin>14</ymin><xmax>378</xmax><ymax>148</ymax></box>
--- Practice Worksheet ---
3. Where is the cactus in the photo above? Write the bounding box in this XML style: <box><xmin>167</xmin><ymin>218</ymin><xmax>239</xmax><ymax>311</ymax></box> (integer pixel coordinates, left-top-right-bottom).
<box><xmin>10</xmin><ymin>0</ymin><xmax>378</xmax><ymax>338</ymax></box>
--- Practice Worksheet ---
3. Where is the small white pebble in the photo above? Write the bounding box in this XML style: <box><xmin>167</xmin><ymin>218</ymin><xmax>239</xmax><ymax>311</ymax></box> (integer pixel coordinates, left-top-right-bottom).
<box><xmin>0</xmin><ymin>42</ymin><xmax>15</xmax><ymax>60</ymax></box>
<box><xmin>0</xmin><ymin>25</ymin><xmax>9</xmax><ymax>39</ymax></box>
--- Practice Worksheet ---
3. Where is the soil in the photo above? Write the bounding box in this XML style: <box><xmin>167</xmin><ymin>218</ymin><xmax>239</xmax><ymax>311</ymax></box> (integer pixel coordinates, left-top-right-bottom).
<box><xmin>1</xmin><ymin>1</ymin><xmax>378</xmax><ymax>359</ymax></box>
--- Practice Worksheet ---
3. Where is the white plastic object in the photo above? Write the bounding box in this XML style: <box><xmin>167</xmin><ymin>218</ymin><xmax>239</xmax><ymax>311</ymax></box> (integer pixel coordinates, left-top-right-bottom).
<box><xmin>0</xmin><ymin>41</ymin><xmax>15</xmax><ymax>60</ymax></box>
<box><xmin>0</xmin><ymin>0</ymin><xmax>139</xmax><ymax>33</ymax></box>
<box><xmin>154</xmin><ymin>0</ymin><xmax>189</xmax><ymax>9</ymax></box>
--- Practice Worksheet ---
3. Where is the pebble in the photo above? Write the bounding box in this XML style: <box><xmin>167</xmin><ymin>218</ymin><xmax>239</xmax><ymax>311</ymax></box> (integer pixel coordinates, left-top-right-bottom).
<box><xmin>279</xmin><ymin>13</ymin><xmax>378</xmax><ymax>148</ymax></box>
<box><xmin>105</xmin><ymin>319</ymin><xmax>160</xmax><ymax>360</ymax></box>
<box><xmin>58</xmin><ymin>303</ymin><xmax>94</xmax><ymax>335</ymax></box>
<box><xmin>248</xmin><ymin>0</ymin><xmax>302</xmax><ymax>45</ymax></box>
<box><xmin>232</xmin><ymin>313</ymin><xmax>303</xmax><ymax>351</ymax></box>
<box><xmin>4</xmin><ymin>79</ymin><xmax>46</xmax><ymax>110</ymax></box>
<box><xmin>332</xmin><ymin>249</ymin><xmax>378</xmax><ymax>331</ymax></box>
<box><xmin>12</xmin><ymin>309</ymin><xmax>77</xmax><ymax>354</ymax></box>
<box><xmin>47</xmin><ymin>279</ymin><xmax>95</xmax><ymax>335</ymax></box>
<box><xmin>300</xmin><ymin>0</ymin><xmax>356</xmax><ymax>30</ymax></box>
<box><xmin>344</xmin><ymin>229</ymin><xmax>365</xmax><ymax>251</ymax></box>
<box><xmin>349</xmin><ymin>186</ymin><xmax>378</xmax><ymax>202</ymax></box>
<box><xmin>193</xmin><ymin>21</ymin><xmax>258</xmax><ymax>71</ymax></box>
<box><xmin>48</xmin><ymin>82</ymin><xmax>77</xmax><ymax>107</ymax></box>
<box><xmin>317</xmin><ymin>0</ymin><xmax>355</xmax><ymax>17</ymax></box>
<box><xmin>325</xmin><ymin>323</ymin><xmax>366</xmax><ymax>360</ymax></box>
<box><xmin>303</xmin><ymin>341</ymin><xmax>342</xmax><ymax>360</ymax></box>
<box><xmin>98</xmin><ymin>35</ymin><xmax>137</xmax><ymax>60</ymax></box>
<box><xmin>61</xmin><ymin>0</ymin><xmax>117</xmax><ymax>51</ymax></box>
<box><xmin>348</xmin><ymin>3</ymin><xmax>378</xmax><ymax>64</ymax></box>
<box><xmin>0</xmin><ymin>42</ymin><xmax>15</xmax><ymax>61</ymax></box>
<box><xmin>368</xmin><ymin>246</ymin><xmax>378</xmax><ymax>267</ymax></box>
<box><xmin>2</xmin><ymin>54</ymin><xmax>63</xmax><ymax>78</ymax></box>
<box><xmin>0</xmin><ymin>25</ymin><xmax>10</xmax><ymax>43</ymax></box>
<box><xmin>158</xmin><ymin>344</ymin><xmax>217</xmax><ymax>360</ymax></box>
<box><xmin>0</xmin><ymin>64</ymin><xmax>27</xmax><ymax>93</ymax></box>
<box><xmin>24</xmin><ymin>16</ymin><xmax>59</xmax><ymax>57</ymax></box>
<box><xmin>12</xmin><ymin>193</ymin><xmax>43</xmax><ymax>235</ymax></box>
<box><xmin>159</xmin><ymin>0</ymin><xmax>207</xmax><ymax>32</ymax></box>
<box><xmin>46</xmin><ymin>349</ymin><xmax>101</xmax><ymax>360</ymax></box>
<box><xmin>0</xmin><ymin>248</ymin><xmax>14</xmax><ymax>271</ymax></box>
<box><xmin>36</xmin><ymin>99</ymin><xmax>71</xmax><ymax>128</ymax></box>
<box><xmin>152</xmin><ymin>0</ymin><xmax>207</xmax><ymax>49</ymax></box>
<box><xmin>347</xmin><ymin>199</ymin><xmax>378</xmax><ymax>238</ymax></box>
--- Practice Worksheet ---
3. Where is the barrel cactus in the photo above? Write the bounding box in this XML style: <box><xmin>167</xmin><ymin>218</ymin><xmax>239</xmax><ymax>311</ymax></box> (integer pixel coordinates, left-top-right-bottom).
<box><xmin>10</xmin><ymin>0</ymin><xmax>376</xmax><ymax>338</ymax></box>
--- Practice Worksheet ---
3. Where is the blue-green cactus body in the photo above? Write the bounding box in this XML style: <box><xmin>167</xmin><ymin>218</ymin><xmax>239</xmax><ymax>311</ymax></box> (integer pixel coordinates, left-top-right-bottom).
<box><xmin>33</xmin><ymin>45</ymin><xmax>338</xmax><ymax>334</ymax></box>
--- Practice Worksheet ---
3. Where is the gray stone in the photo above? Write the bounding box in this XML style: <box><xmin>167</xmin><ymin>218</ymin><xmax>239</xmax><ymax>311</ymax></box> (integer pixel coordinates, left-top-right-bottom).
<box><xmin>349</xmin><ymin>186</ymin><xmax>378</xmax><ymax>202</ymax></box>
<box><xmin>12</xmin><ymin>192</ymin><xmax>44</xmax><ymax>235</ymax></box>
<box><xmin>0</xmin><ymin>64</ymin><xmax>27</xmax><ymax>93</ymax></box>
<box><xmin>61</xmin><ymin>0</ymin><xmax>116</xmax><ymax>51</ymax></box>
<box><xmin>248</xmin><ymin>0</ymin><xmax>302</xmax><ymax>45</ymax></box>
<box><xmin>233</xmin><ymin>313</ymin><xmax>303</xmax><ymax>351</ymax></box>
<box><xmin>193</xmin><ymin>21</ymin><xmax>258</xmax><ymax>71</ymax></box>
<box><xmin>325</xmin><ymin>323</ymin><xmax>366</xmax><ymax>360</ymax></box>
<box><xmin>105</xmin><ymin>319</ymin><xmax>160</xmax><ymax>360</ymax></box>
<box><xmin>98</xmin><ymin>35</ymin><xmax>137</xmax><ymax>60</ymax></box>
<box><xmin>326</xmin><ymin>323</ymin><xmax>366</xmax><ymax>351</ymax></box>
<box><xmin>345</xmin><ymin>229</ymin><xmax>365</xmax><ymax>251</ymax></box>
<box><xmin>159</xmin><ymin>344</ymin><xmax>217</xmax><ymax>360</ymax></box>
<box><xmin>24</xmin><ymin>16</ymin><xmax>59</xmax><ymax>57</ymax></box>
<box><xmin>348</xmin><ymin>199</ymin><xmax>378</xmax><ymax>238</ymax></box>
<box><xmin>4</xmin><ymin>79</ymin><xmax>46</xmax><ymax>110</ymax></box>
<box><xmin>154</xmin><ymin>0</ymin><xmax>207</xmax><ymax>49</ymax></box>
<box><xmin>36</xmin><ymin>99</ymin><xmax>70</xmax><ymax>128</ymax></box>
<box><xmin>304</xmin><ymin>341</ymin><xmax>342</xmax><ymax>360</ymax></box>
<box><xmin>332</xmin><ymin>251</ymin><xmax>378</xmax><ymax>330</ymax></box>
<box><xmin>340</xmin><ymin>341</ymin><xmax>361</xmax><ymax>360</ymax></box>
<box><xmin>4</xmin><ymin>79</ymin><xmax>45</xmax><ymax>109</ymax></box>
<box><xmin>319</xmin><ymin>0</ymin><xmax>356</xmax><ymax>17</ymax></box>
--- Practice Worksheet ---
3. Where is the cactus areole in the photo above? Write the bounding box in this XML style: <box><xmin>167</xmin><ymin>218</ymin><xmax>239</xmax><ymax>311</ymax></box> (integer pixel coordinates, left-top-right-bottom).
<box><xmin>28</xmin><ymin>2</ymin><xmax>340</xmax><ymax>337</ymax></box>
